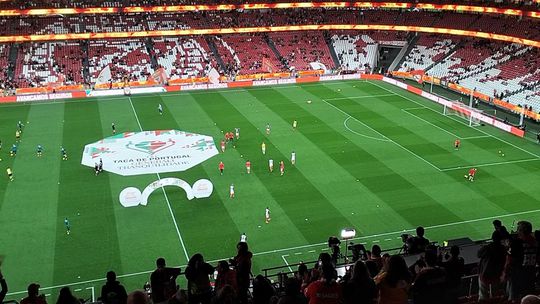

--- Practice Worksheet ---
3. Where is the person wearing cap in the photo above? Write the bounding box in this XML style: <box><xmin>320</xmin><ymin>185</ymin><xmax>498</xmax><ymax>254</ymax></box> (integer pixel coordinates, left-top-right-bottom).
<box><xmin>20</xmin><ymin>283</ymin><xmax>47</xmax><ymax>304</ymax></box>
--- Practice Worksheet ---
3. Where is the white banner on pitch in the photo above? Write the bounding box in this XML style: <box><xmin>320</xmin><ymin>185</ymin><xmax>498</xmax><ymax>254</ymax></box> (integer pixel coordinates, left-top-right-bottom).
<box><xmin>119</xmin><ymin>178</ymin><xmax>213</xmax><ymax>208</ymax></box>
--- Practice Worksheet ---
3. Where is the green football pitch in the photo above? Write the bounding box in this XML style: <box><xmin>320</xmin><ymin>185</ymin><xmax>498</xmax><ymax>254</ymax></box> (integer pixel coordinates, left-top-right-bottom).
<box><xmin>1</xmin><ymin>79</ymin><xmax>540</xmax><ymax>300</ymax></box>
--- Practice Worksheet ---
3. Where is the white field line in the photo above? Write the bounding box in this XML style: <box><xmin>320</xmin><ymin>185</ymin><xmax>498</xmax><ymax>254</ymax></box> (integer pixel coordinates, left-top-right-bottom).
<box><xmin>85</xmin><ymin>287</ymin><xmax>95</xmax><ymax>302</ymax></box>
<box><xmin>440</xmin><ymin>158</ymin><xmax>540</xmax><ymax>171</ymax></box>
<box><xmin>324</xmin><ymin>93</ymin><xmax>396</xmax><ymax>101</ymax></box>
<box><xmin>401</xmin><ymin>108</ymin><xmax>460</xmax><ymax>138</ymax></box>
<box><xmin>281</xmin><ymin>255</ymin><xmax>294</xmax><ymax>273</ymax></box>
<box><xmin>367</xmin><ymin>81</ymin><xmax>540</xmax><ymax>159</ymax></box>
<box><xmin>322</xmin><ymin>97</ymin><xmax>442</xmax><ymax>171</ymax></box>
<box><xmin>0</xmin><ymin>81</ymin><xmax>356</xmax><ymax>108</ymax></box>
<box><xmin>461</xmin><ymin>135</ymin><xmax>491</xmax><ymax>140</ymax></box>
<box><xmin>8</xmin><ymin>207</ymin><xmax>540</xmax><ymax>296</ymax></box>
<box><xmin>128</xmin><ymin>97</ymin><xmax>190</xmax><ymax>261</ymax></box>
<box><xmin>343</xmin><ymin>117</ymin><xmax>390</xmax><ymax>142</ymax></box>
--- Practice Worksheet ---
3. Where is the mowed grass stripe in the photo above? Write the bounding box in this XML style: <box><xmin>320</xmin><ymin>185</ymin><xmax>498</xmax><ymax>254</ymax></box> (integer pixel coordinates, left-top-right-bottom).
<box><xmin>191</xmin><ymin>91</ymin><xmax>354</xmax><ymax>243</ymax></box>
<box><xmin>161</xmin><ymin>94</ymin><xmax>310</xmax><ymax>265</ymax></box>
<box><xmin>225</xmin><ymin>89</ymin><xmax>413</xmax><ymax>235</ymax></box>
<box><xmin>0</xmin><ymin>104</ymin><xmax>62</xmax><ymax>290</ymax></box>
<box><xmin>0</xmin><ymin>104</ymin><xmax>31</xmax><ymax>210</ymax></box>
<box><xmin>129</xmin><ymin>95</ymin><xmax>243</xmax><ymax>261</ymax></box>
<box><xmin>340</xmin><ymin>82</ymin><xmax>540</xmax><ymax>214</ymax></box>
<box><xmin>54</xmin><ymin>101</ymin><xmax>122</xmax><ymax>285</ymax></box>
<box><xmin>98</xmin><ymin>97</ymin><xmax>189</xmax><ymax>270</ymax></box>
<box><xmin>288</xmin><ymin>83</ymin><xmax>463</xmax><ymax>226</ymax></box>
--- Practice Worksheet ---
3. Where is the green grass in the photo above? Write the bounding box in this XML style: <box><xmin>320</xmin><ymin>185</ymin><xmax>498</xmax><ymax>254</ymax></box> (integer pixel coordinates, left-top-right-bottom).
<box><xmin>1</xmin><ymin>79</ymin><xmax>540</xmax><ymax>300</ymax></box>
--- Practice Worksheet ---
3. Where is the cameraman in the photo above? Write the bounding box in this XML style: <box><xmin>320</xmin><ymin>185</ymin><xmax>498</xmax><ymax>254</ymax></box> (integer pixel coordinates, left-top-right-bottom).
<box><xmin>407</xmin><ymin>227</ymin><xmax>430</xmax><ymax>254</ymax></box>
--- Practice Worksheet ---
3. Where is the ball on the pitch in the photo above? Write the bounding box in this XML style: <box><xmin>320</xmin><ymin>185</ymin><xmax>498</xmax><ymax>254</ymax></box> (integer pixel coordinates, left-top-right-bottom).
<box><xmin>502</xmin><ymin>153</ymin><xmax>505</xmax><ymax>157</ymax></box>
<box><xmin>240</xmin><ymin>155</ymin><xmax>243</xmax><ymax>157</ymax></box>
<box><xmin>337</xmin><ymin>89</ymin><xmax>341</xmax><ymax>92</ymax></box>
<box><xmin>307</xmin><ymin>100</ymin><xmax>312</xmax><ymax>104</ymax></box>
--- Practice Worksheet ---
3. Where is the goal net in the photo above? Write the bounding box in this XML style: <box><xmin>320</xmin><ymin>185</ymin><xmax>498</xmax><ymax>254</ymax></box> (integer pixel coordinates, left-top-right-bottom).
<box><xmin>443</xmin><ymin>101</ymin><xmax>483</xmax><ymax>127</ymax></box>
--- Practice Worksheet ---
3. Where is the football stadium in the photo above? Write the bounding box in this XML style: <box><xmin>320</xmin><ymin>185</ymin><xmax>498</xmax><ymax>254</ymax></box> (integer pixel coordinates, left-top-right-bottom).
<box><xmin>1</xmin><ymin>0</ymin><xmax>540</xmax><ymax>303</ymax></box>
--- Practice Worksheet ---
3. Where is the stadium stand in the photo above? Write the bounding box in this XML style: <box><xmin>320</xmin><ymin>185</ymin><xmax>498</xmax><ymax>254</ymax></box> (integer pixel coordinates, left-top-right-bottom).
<box><xmin>14</xmin><ymin>42</ymin><xmax>84</xmax><ymax>88</ymax></box>
<box><xmin>213</xmin><ymin>34</ymin><xmax>284</xmax><ymax>75</ymax></box>
<box><xmin>268</xmin><ymin>31</ymin><xmax>335</xmax><ymax>71</ymax></box>
<box><xmin>399</xmin><ymin>35</ymin><xmax>455</xmax><ymax>72</ymax></box>
<box><xmin>331</xmin><ymin>32</ymin><xmax>378</xmax><ymax>73</ymax></box>
<box><xmin>153</xmin><ymin>37</ymin><xmax>216</xmax><ymax>80</ymax></box>
<box><xmin>87</xmin><ymin>39</ymin><xmax>154</xmax><ymax>84</ymax></box>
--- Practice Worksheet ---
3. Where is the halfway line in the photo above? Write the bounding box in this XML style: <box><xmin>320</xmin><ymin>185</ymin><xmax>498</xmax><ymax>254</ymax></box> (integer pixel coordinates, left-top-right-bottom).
<box><xmin>128</xmin><ymin>97</ymin><xmax>190</xmax><ymax>261</ymax></box>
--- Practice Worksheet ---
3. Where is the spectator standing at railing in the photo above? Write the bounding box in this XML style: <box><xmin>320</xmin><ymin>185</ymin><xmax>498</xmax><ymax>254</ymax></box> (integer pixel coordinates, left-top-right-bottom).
<box><xmin>407</xmin><ymin>226</ymin><xmax>430</xmax><ymax>254</ymax></box>
<box><xmin>366</xmin><ymin>244</ymin><xmax>384</xmax><ymax>277</ymax></box>
<box><xmin>478</xmin><ymin>230</ymin><xmax>507</xmax><ymax>300</ymax></box>
<box><xmin>184</xmin><ymin>253</ymin><xmax>214</xmax><ymax>304</ymax></box>
<box><xmin>493</xmin><ymin>220</ymin><xmax>511</xmax><ymax>242</ymax></box>
<box><xmin>440</xmin><ymin>245</ymin><xmax>464</xmax><ymax>304</ymax></box>
<box><xmin>0</xmin><ymin>269</ymin><xmax>7</xmax><ymax>304</ymax></box>
<box><xmin>230</xmin><ymin>242</ymin><xmax>252</xmax><ymax>304</ymax></box>
<box><xmin>150</xmin><ymin>258</ymin><xmax>181</xmax><ymax>304</ymax></box>
<box><xmin>504</xmin><ymin>221</ymin><xmax>538</xmax><ymax>303</ymax></box>
<box><xmin>100</xmin><ymin>271</ymin><xmax>128</xmax><ymax>304</ymax></box>
<box><xmin>374</xmin><ymin>255</ymin><xmax>411</xmax><ymax>304</ymax></box>
<box><xmin>215</xmin><ymin>261</ymin><xmax>237</xmax><ymax>294</ymax></box>
<box><xmin>411</xmin><ymin>246</ymin><xmax>449</xmax><ymax>304</ymax></box>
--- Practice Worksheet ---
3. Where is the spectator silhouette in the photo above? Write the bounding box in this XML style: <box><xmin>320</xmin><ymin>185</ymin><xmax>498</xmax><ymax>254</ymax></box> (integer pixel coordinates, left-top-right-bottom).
<box><xmin>100</xmin><ymin>271</ymin><xmax>128</xmax><ymax>304</ymax></box>
<box><xmin>505</xmin><ymin>221</ymin><xmax>538</xmax><ymax>302</ymax></box>
<box><xmin>56</xmin><ymin>287</ymin><xmax>81</xmax><ymax>304</ymax></box>
<box><xmin>150</xmin><ymin>258</ymin><xmax>181</xmax><ymax>304</ymax></box>
<box><xmin>374</xmin><ymin>255</ymin><xmax>411</xmax><ymax>304</ymax></box>
<box><xmin>127</xmin><ymin>290</ymin><xmax>148</xmax><ymax>304</ymax></box>
<box><xmin>478</xmin><ymin>231</ymin><xmax>507</xmax><ymax>300</ymax></box>
<box><xmin>305</xmin><ymin>264</ymin><xmax>342</xmax><ymax>304</ymax></box>
<box><xmin>21</xmin><ymin>283</ymin><xmax>47</xmax><ymax>304</ymax></box>
<box><xmin>277</xmin><ymin>278</ymin><xmax>307</xmax><ymax>304</ymax></box>
<box><xmin>440</xmin><ymin>245</ymin><xmax>465</xmax><ymax>304</ymax></box>
<box><xmin>185</xmin><ymin>253</ymin><xmax>214</xmax><ymax>304</ymax></box>
<box><xmin>215</xmin><ymin>261</ymin><xmax>237</xmax><ymax>294</ymax></box>
<box><xmin>407</xmin><ymin>226</ymin><xmax>430</xmax><ymax>254</ymax></box>
<box><xmin>342</xmin><ymin>260</ymin><xmax>376</xmax><ymax>304</ymax></box>
<box><xmin>251</xmin><ymin>275</ymin><xmax>275</xmax><ymax>304</ymax></box>
<box><xmin>230</xmin><ymin>242</ymin><xmax>252</xmax><ymax>304</ymax></box>
<box><xmin>411</xmin><ymin>246</ymin><xmax>448</xmax><ymax>304</ymax></box>
<box><xmin>211</xmin><ymin>284</ymin><xmax>236</xmax><ymax>304</ymax></box>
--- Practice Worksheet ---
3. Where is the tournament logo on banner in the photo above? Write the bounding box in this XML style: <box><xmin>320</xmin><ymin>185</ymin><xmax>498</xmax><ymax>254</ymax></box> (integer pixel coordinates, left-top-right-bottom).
<box><xmin>81</xmin><ymin>130</ymin><xmax>218</xmax><ymax>176</ymax></box>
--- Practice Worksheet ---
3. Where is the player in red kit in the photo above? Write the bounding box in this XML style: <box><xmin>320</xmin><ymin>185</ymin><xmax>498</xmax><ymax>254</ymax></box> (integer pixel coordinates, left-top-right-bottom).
<box><xmin>246</xmin><ymin>160</ymin><xmax>251</xmax><ymax>174</ymax></box>
<box><xmin>219</xmin><ymin>161</ymin><xmax>225</xmax><ymax>175</ymax></box>
<box><xmin>220</xmin><ymin>140</ymin><xmax>226</xmax><ymax>153</ymax></box>
<box><xmin>465</xmin><ymin>168</ymin><xmax>477</xmax><ymax>181</ymax></box>
<box><xmin>279</xmin><ymin>161</ymin><xmax>285</xmax><ymax>176</ymax></box>
<box><xmin>454</xmin><ymin>138</ymin><xmax>461</xmax><ymax>150</ymax></box>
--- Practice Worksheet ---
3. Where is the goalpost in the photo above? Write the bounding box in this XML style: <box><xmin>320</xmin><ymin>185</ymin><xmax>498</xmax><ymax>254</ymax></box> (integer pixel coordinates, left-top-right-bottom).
<box><xmin>443</xmin><ymin>101</ymin><xmax>483</xmax><ymax>127</ymax></box>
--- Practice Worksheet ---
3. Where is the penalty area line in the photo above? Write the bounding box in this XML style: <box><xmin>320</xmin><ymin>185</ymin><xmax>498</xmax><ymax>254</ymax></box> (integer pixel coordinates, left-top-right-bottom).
<box><xmin>128</xmin><ymin>97</ymin><xmax>190</xmax><ymax>261</ymax></box>
<box><xmin>324</xmin><ymin>93</ymin><xmax>397</xmax><ymax>101</ymax></box>
<box><xmin>440</xmin><ymin>158</ymin><xmax>540</xmax><ymax>171</ymax></box>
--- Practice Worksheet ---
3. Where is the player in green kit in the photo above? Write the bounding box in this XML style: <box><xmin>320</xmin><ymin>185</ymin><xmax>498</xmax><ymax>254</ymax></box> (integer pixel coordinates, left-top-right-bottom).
<box><xmin>10</xmin><ymin>144</ymin><xmax>17</xmax><ymax>157</ymax></box>
<box><xmin>64</xmin><ymin>218</ymin><xmax>71</xmax><ymax>235</ymax></box>
<box><xmin>36</xmin><ymin>145</ymin><xmax>43</xmax><ymax>157</ymax></box>
<box><xmin>61</xmin><ymin>147</ymin><xmax>68</xmax><ymax>160</ymax></box>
